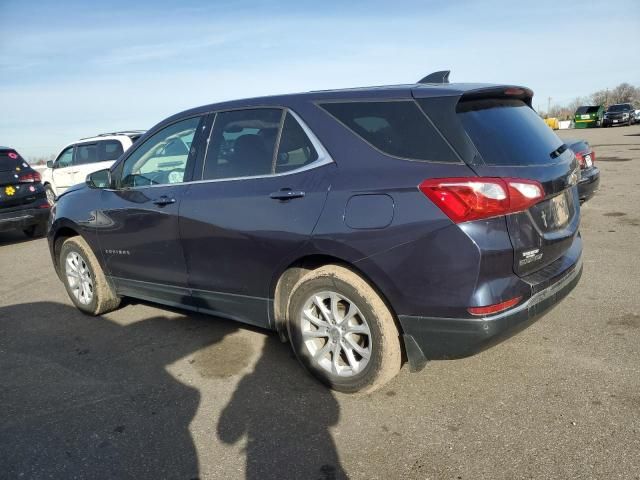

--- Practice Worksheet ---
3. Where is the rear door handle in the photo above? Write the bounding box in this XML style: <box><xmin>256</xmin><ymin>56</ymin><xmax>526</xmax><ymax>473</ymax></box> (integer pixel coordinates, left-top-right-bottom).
<box><xmin>269</xmin><ymin>189</ymin><xmax>305</xmax><ymax>200</ymax></box>
<box><xmin>152</xmin><ymin>196</ymin><xmax>176</xmax><ymax>206</ymax></box>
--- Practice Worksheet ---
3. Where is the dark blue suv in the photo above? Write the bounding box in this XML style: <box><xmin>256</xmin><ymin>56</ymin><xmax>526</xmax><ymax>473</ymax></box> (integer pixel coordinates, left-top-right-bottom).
<box><xmin>49</xmin><ymin>74</ymin><xmax>582</xmax><ymax>393</ymax></box>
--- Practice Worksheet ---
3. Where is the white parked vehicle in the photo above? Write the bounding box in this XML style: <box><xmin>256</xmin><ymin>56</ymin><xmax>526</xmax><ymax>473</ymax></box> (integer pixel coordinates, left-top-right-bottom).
<box><xmin>43</xmin><ymin>131</ymin><xmax>145</xmax><ymax>203</ymax></box>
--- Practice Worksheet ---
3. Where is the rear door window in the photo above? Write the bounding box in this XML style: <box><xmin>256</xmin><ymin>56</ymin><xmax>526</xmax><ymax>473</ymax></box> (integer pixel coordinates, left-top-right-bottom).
<box><xmin>99</xmin><ymin>140</ymin><xmax>124</xmax><ymax>161</ymax></box>
<box><xmin>457</xmin><ymin>98</ymin><xmax>564</xmax><ymax>166</ymax></box>
<box><xmin>202</xmin><ymin>108</ymin><xmax>283</xmax><ymax>180</ymax></box>
<box><xmin>319</xmin><ymin>100</ymin><xmax>458</xmax><ymax>162</ymax></box>
<box><xmin>75</xmin><ymin>143</ymin><xmax>98</xmax><ymax>165</ymax></box>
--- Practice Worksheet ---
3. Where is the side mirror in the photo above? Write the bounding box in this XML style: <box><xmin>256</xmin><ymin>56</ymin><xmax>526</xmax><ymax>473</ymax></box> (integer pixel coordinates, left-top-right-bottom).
<box><xmin>46</xmin><ymin>160</ymin><xmax>54</xmax><ymax>168</ymax></box>
<box><xmin>86</xmin><ymin>169</ymin><xmax>112</xmax><ymax>189</ymax></box>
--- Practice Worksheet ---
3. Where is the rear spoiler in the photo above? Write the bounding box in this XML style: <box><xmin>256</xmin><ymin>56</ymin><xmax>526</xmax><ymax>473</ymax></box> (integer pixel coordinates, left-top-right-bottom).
<box><xmin>458</xmin><ymin>86</ymin><xmax>534</xmax><ymax>108</ymax></box>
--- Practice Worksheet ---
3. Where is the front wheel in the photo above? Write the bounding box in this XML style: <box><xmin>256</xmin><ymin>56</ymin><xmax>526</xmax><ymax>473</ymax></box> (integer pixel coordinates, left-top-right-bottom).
<box><xmin>287</xmin><ymin>265</ymin><xmax>401</xmax><ymax>393</ymax></box>
<box><xmin>59</xmin><ymin>236</ymin><xmax>121</xmax><ymax>315</ymax></box>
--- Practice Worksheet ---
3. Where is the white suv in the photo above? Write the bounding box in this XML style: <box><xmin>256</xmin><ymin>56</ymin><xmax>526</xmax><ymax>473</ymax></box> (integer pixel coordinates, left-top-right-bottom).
<box><xmin>43</xmin><ymin>131</ymin><xmax>145</xmax><ymax>203</ymax></box>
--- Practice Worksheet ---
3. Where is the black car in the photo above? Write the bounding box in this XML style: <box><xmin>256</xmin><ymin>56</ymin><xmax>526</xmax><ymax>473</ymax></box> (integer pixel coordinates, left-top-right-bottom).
<box><xmin>564</xmin><ymin>140</ymin><xmax>600</xmax><ymax>202</ymax></box>
<box><xmin>48</xmin><ymin>73</ymin><xmax>582</xmax><ymax>393</ymax></box>
<box><xmin>0</xmin><ymin>147</ymin><xmax>50</xmax><ymax>237</ymax></box>
<box><xmin>602</xmin><ymin>103</ymin><xmax>635</xmax><ymax>127</ymax></box>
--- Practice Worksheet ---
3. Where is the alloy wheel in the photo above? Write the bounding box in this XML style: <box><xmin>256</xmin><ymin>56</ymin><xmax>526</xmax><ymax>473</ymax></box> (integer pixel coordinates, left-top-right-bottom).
<box><xmin>65</xmin><ymin>251</ymin><xmax>94</xmax><ymax>305</ymax></box>
<box><xmin>300</xmin><ymin>291</ymin><xmax>372</xmax><ymax>377</ymax></box>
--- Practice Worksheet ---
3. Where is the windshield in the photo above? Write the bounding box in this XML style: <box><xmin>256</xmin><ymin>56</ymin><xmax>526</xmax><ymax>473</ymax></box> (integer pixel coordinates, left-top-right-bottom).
<box><xmin>607</xmin><ymin>104</ymin><xmax>631</xmax><ymax>112</ymax></box>
<box><xmin>457</xmin><ymin>98</ymin><xmax>564</xmax><ymax>166</ymax></box>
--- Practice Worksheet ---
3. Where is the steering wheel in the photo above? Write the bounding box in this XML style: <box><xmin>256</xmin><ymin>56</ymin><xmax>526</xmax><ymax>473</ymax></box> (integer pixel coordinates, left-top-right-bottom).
<box><xmin>167</xmin><ymin>169</ymin><xmax>185</xmax><ymax>184</ymax></box>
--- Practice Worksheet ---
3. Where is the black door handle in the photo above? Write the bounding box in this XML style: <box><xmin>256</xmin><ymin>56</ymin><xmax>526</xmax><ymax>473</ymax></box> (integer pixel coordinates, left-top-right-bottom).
<box><xmin>152</xmin><ymin>196</ymin><xmax>176</xmax><ymax>206</ymax></box>
<box><xmin>270</xmin><ymin>189</ymin><xmax>305</xmax><ymax>200</ymax></box>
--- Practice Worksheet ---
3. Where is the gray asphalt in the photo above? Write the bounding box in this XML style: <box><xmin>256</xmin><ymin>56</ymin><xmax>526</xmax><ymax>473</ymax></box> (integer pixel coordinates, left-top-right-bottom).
<box><xmin>1</xmin><ymin>125</ymin><xmax>639</xmax><ymax>480</ymax></box>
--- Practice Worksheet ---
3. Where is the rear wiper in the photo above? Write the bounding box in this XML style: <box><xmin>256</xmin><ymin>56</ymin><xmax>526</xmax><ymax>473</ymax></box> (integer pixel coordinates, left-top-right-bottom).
<box><xmin>550</xmin><ymin>143</ymin><xmax>568</xmax><ymax>159</ymax></box>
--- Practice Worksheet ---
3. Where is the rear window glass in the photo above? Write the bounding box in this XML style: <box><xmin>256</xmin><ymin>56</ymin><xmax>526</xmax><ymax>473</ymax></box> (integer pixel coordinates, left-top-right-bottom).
<box><xmin>457</xmin><ymin>98</ymin><xmax>564</xmax><ymax>166</ymax></box>
<box><xmin>0</xmin><ymin>150</ymin><xmax>24</xmax><ymax>171</ymax></box>
<box><xmin>575</xmin><ymin>106</ymin><xmax>599</xmax><ymax>115</ymax></box>
<box><xmin>320</xmin><ymin>101</ymin><xmax>458</xmax><ymax>162</ymax></box>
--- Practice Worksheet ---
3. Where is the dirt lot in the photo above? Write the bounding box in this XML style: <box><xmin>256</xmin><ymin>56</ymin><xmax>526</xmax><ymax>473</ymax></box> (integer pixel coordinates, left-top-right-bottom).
<box><xmin>1</xmin><ymin>125</ymin><xmax>639</xmax><ymax>480</ymax></box>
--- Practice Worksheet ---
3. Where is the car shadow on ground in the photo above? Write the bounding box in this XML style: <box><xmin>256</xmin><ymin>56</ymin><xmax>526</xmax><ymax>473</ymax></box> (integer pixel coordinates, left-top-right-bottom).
<box><xmin>0</xmin><ymin>230</ymin><xmax>40</xmax><ymax>247</ymax></box>
<box><xmin>0</xmin><ymin>301</ymin><xmax>346</xmax><ymax>480</ymax></box>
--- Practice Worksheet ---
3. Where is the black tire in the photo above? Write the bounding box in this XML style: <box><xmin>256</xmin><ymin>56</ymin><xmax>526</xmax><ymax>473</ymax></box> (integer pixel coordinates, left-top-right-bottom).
<box><xmin>45</xmin><ymin>184</ymin><xmax>56</xmax><ymax>205</ymax></box>
<box><xmin>59</xmin><ymin>236</ymin><xmax>121</xmax><ymax>315</ymax></box>
<box><xmin>286</xmin><ymin>264</ymin><xmax>401</xmax><ymax>394</ymax></box>
<box><xmin>23</xmin><ymin>222</ymin><xmax>47</xmax><ymax>238</ymax></box>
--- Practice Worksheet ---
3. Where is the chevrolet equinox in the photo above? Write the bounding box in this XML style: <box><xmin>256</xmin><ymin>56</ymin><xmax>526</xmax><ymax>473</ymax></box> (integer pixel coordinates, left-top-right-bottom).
<box><xmin>49</xmin><ymin>72</ymin><xmax>583</xmax><ymax>393</ymax></box>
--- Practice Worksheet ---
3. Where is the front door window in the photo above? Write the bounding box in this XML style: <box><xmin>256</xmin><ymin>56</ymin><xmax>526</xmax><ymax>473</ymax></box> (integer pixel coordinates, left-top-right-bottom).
<box><xmin>120</xmin><ymin>117</ymin><xmax>201</xmax><ymax>188</ymax></box>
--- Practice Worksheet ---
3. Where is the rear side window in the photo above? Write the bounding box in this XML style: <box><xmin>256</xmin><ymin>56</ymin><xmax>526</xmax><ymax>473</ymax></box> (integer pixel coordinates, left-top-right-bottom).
<box><xmin>99</xmin><ymin>140</ymin><xmax>124</xmax><ymax>161</ymax></box>
<box><xmin>275</xmin><ymin>113</ymin><xmax>318</xmax><ymax>173</ymax></box>
<box><xmin>457</xmin><ymin>98</ymin><xmax>564</xmax><ymax>166</ymax></box>
<box><xmin>203</xmin><ymin>109</ymin><xmax>283</xmax><ymax>180</ymax></box>
<box><xmin>319</xmin><ymin>101</ymin><xmax>458</xmax><ymax>162</ymax></box>
<box><xmin>75</xmin><ymin>144</ymin><xmax>98</xmax><ymax>165</ymax></box>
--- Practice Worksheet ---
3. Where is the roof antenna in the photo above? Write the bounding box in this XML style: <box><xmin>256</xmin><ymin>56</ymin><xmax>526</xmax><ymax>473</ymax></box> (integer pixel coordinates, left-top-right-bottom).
<box><xmin>418</xmin><ymin>70</ymin><xmax>450</xmax><ymax>84</ymax></box>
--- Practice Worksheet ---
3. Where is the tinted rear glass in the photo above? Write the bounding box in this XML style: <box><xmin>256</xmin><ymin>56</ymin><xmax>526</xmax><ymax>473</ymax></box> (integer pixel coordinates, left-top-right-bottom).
<box><xmin>575</xmin><ymin>106</ymin><xmax>599</xmax><ymax>115</ymax></box>
<box><xmin>320</xmin><ymin>101</ymin><xmax>458</xmax><ymax>162</ymax></box>
<box><xmin>0</xmin><ymin>150</ymin><xmax>25</xmax><ymax>172</ymax></box>
<box><xmin>457</xmin><ymin>98</ymin><xmax>563</xmax><ymax>166</ymax></box>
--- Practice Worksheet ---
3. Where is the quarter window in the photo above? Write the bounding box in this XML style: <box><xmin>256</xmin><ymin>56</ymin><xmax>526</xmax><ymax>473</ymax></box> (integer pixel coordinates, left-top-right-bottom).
<box><xmin>99</xmin><ymin>140</ymin><xmax>124</xmax><ymax>161</ymax></box>
<box><xmin>120</xmin><ymin>116</ymin><xmax>201</xmax><ymax>188</ymax></box>
<box><xmin>275</xmin><ymin>113</ymin><xmax>318</xmax><ymax>173</ymax></box>
<box><xmin>203</xmin><ymin>108</ymin><xmax>282</xmax><ymax>180</ymax></box>
<box><xmin>320</xmin><ymin>100</ymin><xmax>458</xmax><ymax>162</ymax></box>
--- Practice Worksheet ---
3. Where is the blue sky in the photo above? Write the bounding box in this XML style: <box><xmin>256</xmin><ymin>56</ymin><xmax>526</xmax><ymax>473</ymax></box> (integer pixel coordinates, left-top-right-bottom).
<box><xmin>1</xmin><ymin>0</ymin><xmax>639</xmax><ymax>158</ymax></box>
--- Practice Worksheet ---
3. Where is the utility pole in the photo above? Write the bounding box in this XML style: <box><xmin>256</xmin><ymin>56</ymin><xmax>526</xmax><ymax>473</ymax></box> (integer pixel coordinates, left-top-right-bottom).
<box><xmin>547</xmin><ymin>97</ymin><xmax>552</xmax><ymax>116</ymax></box>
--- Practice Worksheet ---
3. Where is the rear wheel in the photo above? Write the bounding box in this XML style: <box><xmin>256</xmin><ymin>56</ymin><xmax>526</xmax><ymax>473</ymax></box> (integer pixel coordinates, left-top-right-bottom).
<box><xmin>287</xmin><ymin>265</ymin><xmax>401</xmax><ymax>393</ymax></box>
<box><xmin>59</xmin><ymin>236</ymin><xmax>120</xmax><ymax>315</ymax></box>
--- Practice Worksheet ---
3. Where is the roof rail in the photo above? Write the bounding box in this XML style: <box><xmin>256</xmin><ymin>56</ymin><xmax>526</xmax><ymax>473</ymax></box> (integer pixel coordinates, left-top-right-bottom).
<box><xmin>417</xmin><ymin>70</ymin><xmax>450</xmax><ymax>84</ymax></box>
<box><xmin>79</xmin><ymin>130</ymin><xmax>146</xmax><ymax>141</ymax></box>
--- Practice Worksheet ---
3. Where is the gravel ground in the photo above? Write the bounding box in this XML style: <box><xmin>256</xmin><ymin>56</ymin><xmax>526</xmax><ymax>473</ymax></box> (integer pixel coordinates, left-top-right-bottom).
<box><xmin>1</xmin><ymin>125</ymin><xmax>639</xmax><ymax>480</ymax></box>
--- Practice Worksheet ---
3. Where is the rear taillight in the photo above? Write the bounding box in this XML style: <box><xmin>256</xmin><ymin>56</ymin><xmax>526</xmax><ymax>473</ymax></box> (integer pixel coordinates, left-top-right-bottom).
<box><xmin>419</xmin><ymin>177</ymin><xmax>544</xmax><ymax>223</ymax></box>
<box><xmin>574</xmin><ymin>150</ymin><xmax>595</xmax><ymax>169</ymax></box>
<box><xmin>468</xmin><ymin>296</ymin><xmax>522</xmax><ymax>316</ymax></box>
<box><xmin>8</xmin><ymin>152</ymin><xmax>18</xmax><ymax>159</ymax></box>
<box><xmin>18</xmin><ymin>171</ymin><xmax>41</xmax><ymax>183</ymax></box>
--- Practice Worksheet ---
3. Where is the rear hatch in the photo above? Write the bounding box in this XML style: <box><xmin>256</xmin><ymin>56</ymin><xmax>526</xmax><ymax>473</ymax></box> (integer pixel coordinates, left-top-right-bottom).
<box><xmin>0</xmin><ymin>149</ymin><xmax>47</xmax><ymax>211</ymax></box>
<box><xmin>574</xmin><ymin>106</ymin><xmax>600</xmax><ymax>122</ymax></box>
<box><xmin>454</xmin><ymin>93</ymin><xmax>580</xmax><ymax>276</ymax></box>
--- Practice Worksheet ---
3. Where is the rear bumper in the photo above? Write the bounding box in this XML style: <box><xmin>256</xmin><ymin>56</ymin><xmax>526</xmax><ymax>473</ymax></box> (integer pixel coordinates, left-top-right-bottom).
<box><xmin>574</xmin><ymin>119</ymin><xmax>598</xmax><ymax>128</ymax></box>
<box><xmin>578</xmin><ymin>167</ymin><xmax>600</xmax><ymax>202</ymax></box>
<box><xmin>0</xmin><ymin>207</ymin><xmax>50</xmax><ymax>232</ymax></box>
<box><xmin>399</xmin><ymin>256</ymin><xmax>582</xmax><ymax>371</ymax></box>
